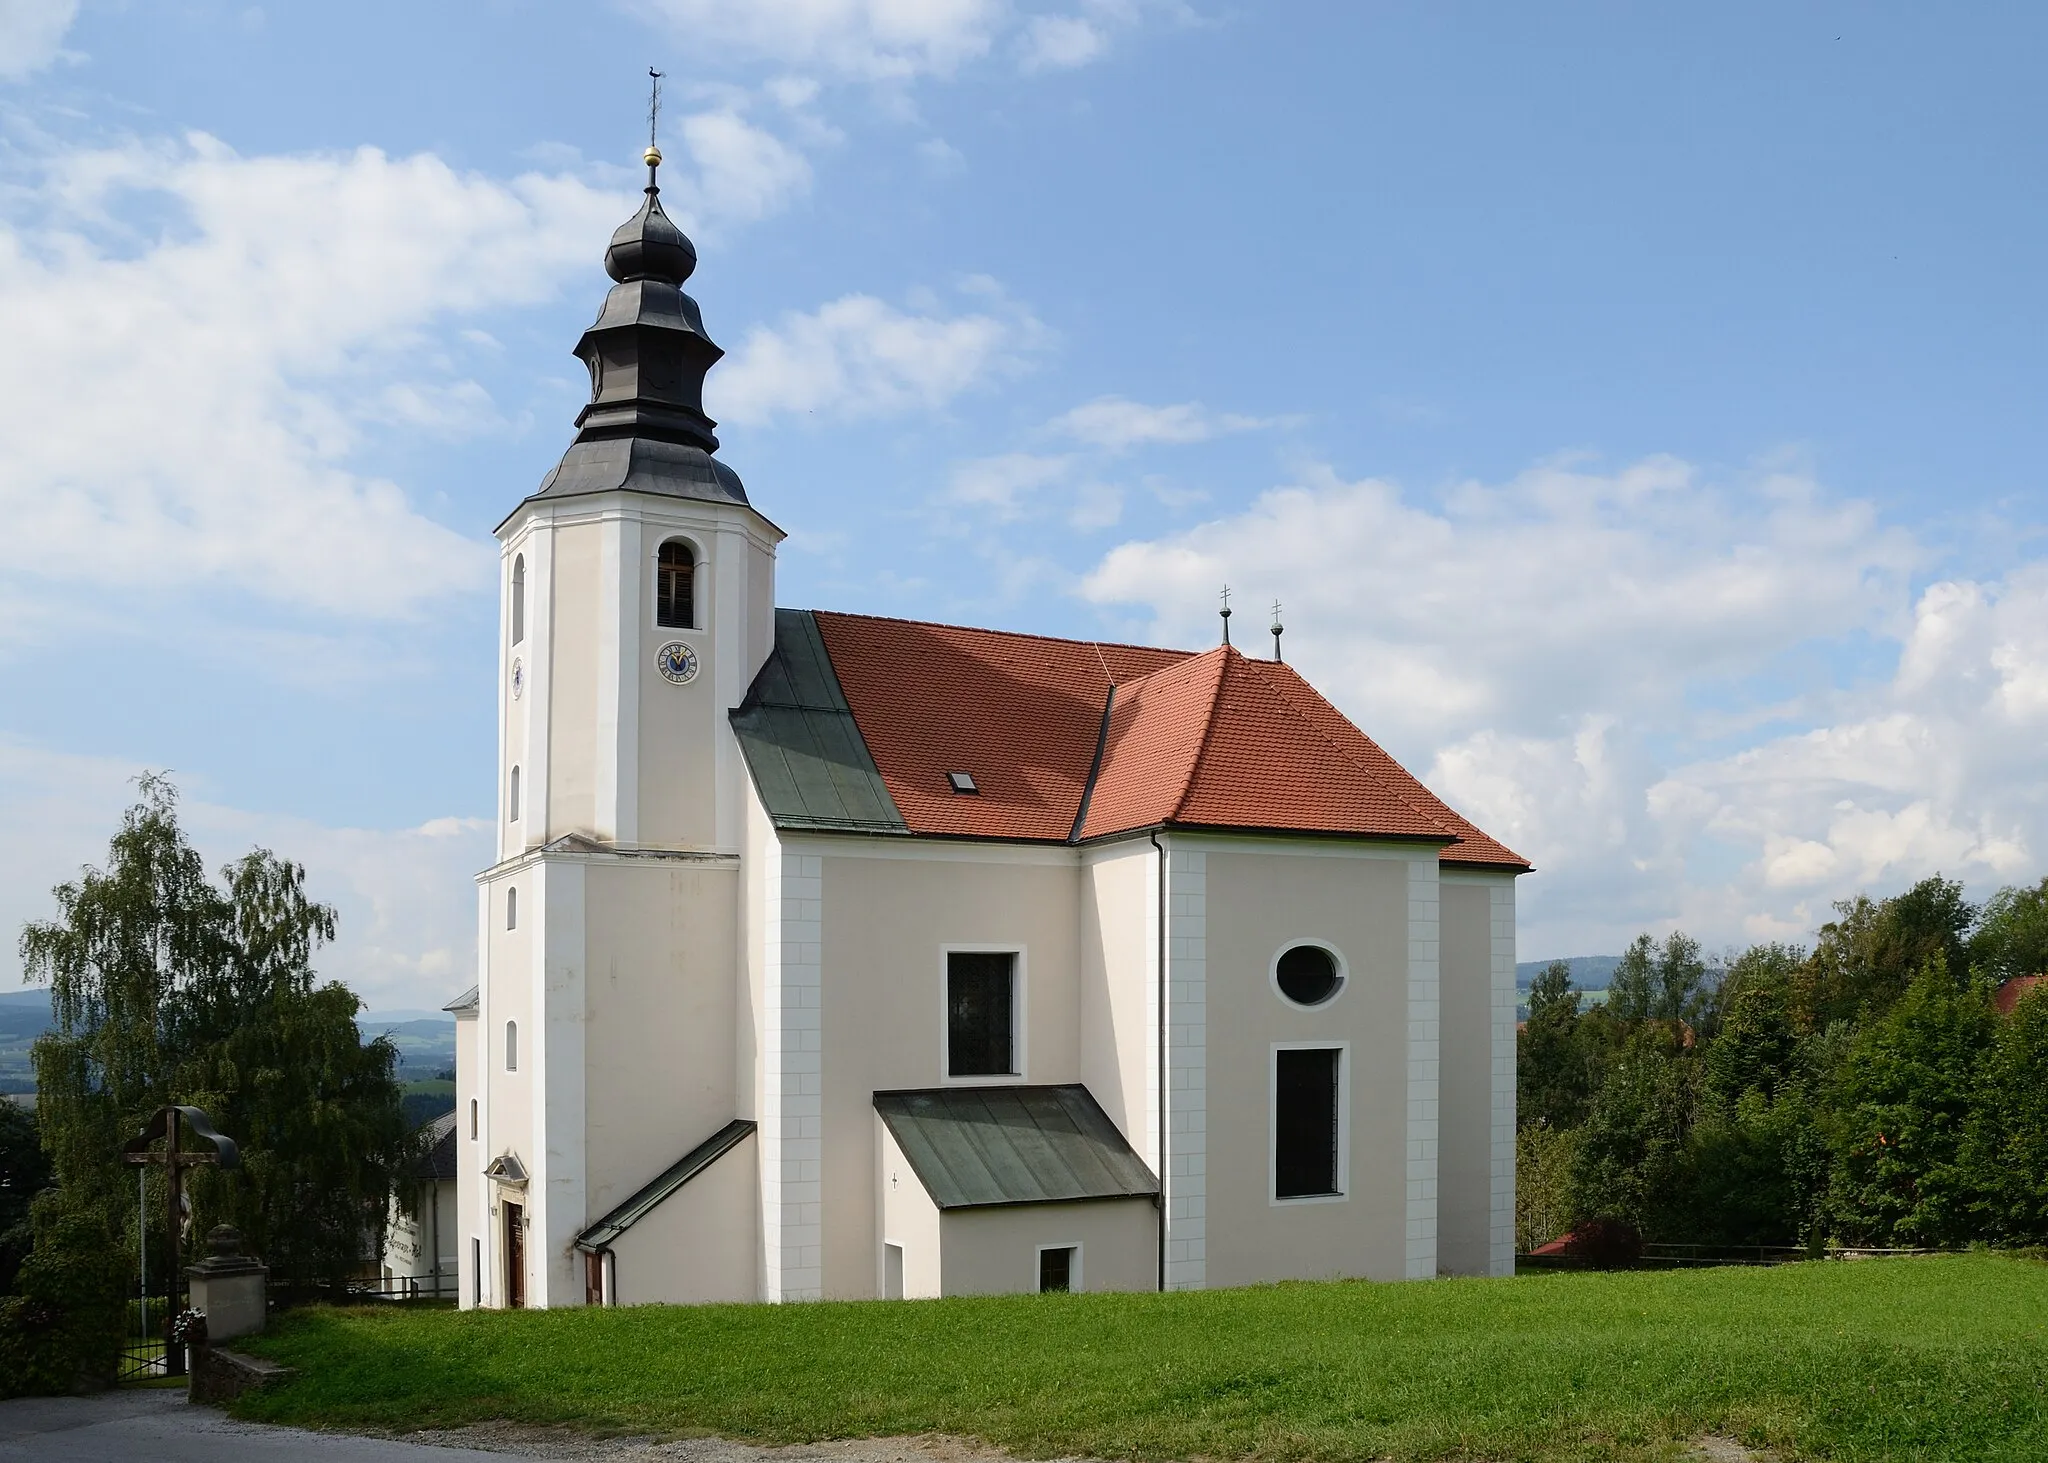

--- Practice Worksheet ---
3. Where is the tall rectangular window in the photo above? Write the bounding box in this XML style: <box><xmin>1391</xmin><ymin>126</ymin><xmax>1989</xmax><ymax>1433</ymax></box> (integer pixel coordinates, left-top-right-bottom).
<box><xmin>947</xmin><ymin>951</ymin><xmax>1016</xmax><ymax>1077</ymax></box>
<box><xmin>1275</xmin><ymin>1047</ymin><xmax>1341</xmax><ymax>1199</ymax></box>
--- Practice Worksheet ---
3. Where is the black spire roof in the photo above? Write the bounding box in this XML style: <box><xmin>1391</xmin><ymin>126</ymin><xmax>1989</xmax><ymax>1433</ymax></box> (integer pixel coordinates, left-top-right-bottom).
<box><xmin>505</xmin><ymin>146</ymin><xmax>748</xmax><ymax>527</ymax></box>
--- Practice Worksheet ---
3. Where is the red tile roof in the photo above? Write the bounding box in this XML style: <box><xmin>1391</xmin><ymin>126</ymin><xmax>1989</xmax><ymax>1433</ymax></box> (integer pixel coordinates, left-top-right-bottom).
<box><xmin>1995</xmin><ymin>975</ymin><xmax>2046</xmax><ymax>1017</ymax></box>
<box><xmin>808</xmin><ymin>611</ymin><xmax>1528</xmax><ymax>869</ymax></box>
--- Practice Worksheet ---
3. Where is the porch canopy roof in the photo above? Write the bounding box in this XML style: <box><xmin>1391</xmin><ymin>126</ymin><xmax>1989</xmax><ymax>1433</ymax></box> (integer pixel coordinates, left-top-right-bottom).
<box><xmin>874</xmin><ymin>1083</ymin><xmax>1157</xmax><ymax>1210</ymax></box>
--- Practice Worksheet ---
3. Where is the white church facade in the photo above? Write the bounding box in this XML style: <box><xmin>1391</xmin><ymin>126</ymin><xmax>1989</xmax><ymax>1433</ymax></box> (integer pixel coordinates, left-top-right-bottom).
<box><xmin>450</xmin><ymin>144</ymin><xmax>1528</xmax><ymax>1309</ymax></box>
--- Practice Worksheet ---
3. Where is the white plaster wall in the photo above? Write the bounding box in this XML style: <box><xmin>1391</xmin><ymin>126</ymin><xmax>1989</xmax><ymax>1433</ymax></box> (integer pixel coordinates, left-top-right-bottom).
<box><xmin>1079</xmin><ymin>841</ymin><xmax>1154</xmax><ymax>1166</ymax></box>
<box><xmin>877</xmin><ymin>1118</ymin><xmax>942</xmax><ymax>1299</ymax></box>
<box><xmin>581</xmin><ymin>856</ymin><xmax>741</xmax><ymax>1227</ymax></box>
<box><xmin>815</xmin><ymin>842</ymin><xmax>1082</xmax><ymax>1299</ymax></box>
<box><xmin>478</xmin><ymin>864</ymin><xmax>536</xmax><ymax>1307</ymax></box>
<box><xmin>1201</xmin><ymin>841</ymin><xmax>1419</xmax><ymax>1287</ymax></box>
<box><xmin>1488</xmin><ymin>878</ymin><xmax>1518</xmax><ymax>1277</ymax></box>
<box><xmin>1436</xmin><ymin>878</ymin><xmax>1492</xmax><ymax>1276</ymax></box>
<box><xmin>535</xmin><ymin>857</ymin><xmax>589</xmax><ymax>1308</ymax></box>
<box><xmin>1406</xmin><ymin>855</ymin><xmax>1441</xmax><ymax>1280</ymax></box>
<box><xmin>939</xmin><ymin>1200</ymin><xmax>1157</xmax><ymax>1296</ymax></box>
<box><xmin>761</xmin><ymin>843</ymin><xmax>823</xmax><ymax>1301</ymax></box>
<box><xmin>1162</xmin><ymin>841</ymin><xmax>1206</xmax><ymax>1291</ymax></box>
<box><xmin>609</xmin><ymin>1132</ymin><xmax>759</xmax><ymax>1305</ymax></box>
<box><xmin>545</xmin><ymin>523</ymin><xmax>603</xmax><ymax>839</ymax></box>
<box><xmin>453</xmin><ymin>1007</ymin><xmax>478</xmax><ymax>1308</ymax></box>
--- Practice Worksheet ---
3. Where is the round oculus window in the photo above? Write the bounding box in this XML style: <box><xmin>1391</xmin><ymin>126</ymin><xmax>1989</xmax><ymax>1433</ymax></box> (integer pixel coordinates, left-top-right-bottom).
<box><xmin>1276</xmin><ymin>944</ymin><xmax>1342</xmax><ymax>1006</ymax></box>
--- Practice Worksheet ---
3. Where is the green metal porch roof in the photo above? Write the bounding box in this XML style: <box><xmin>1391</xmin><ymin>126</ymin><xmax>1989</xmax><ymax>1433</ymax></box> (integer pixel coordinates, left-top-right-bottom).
<box><xmin>874</xmin><ymin>1084</ymin><xmax>1157</xmax><ymax>1210</ymax></box>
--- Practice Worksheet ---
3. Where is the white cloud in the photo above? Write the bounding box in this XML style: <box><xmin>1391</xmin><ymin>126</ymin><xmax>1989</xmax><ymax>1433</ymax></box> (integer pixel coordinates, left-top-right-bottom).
<box><xmin>632</xmin><ymin>0</ymin><xmax>1151</xmax><ymax>82</ymax></box>
<box><xmin>946</xmin><ymin>451</ymin><xmax>1074</xmax><ymax>518</ymax></box>
<box><xmin>0</xmin><ymin>135</ymin><xmax>633</xmax><ymax>621</ymax></box>
<box><xmin>712</xmin><ymin>287</ymin><xmax>1047</xmax><ymax>425</ymax></box>
<box><xmin>1050</xmin><ymin>394</ymin><xmax>1274</xmax><ymax>451</ymax></box>
<box><xmin>0</xmin><ymin>0</ymin><xmax>76</xmax><ymax>80</ymax></box>
<box><xmin>1074</xmin><ymin>455</ymin><xmax>2048</xmax><ymax>958</ymax></box>
<box><xmin>632</xmin><ymin>0</ymin><xmax>1007</xmax><ymax>81</ymax></box>
<box><xmin>0</xmin><ymin>741</ymin><xmax>487</xmax><ymax>1011</ymax></box>
<box><xmin>1018</xmin><ymin>14</ymin><xmax>1106</xmax><ymax>70</ymax></box>
<box><xmin>676</xmin><ymin>108</ymin><xmax>813</xmax><ymax>227</ymax></box>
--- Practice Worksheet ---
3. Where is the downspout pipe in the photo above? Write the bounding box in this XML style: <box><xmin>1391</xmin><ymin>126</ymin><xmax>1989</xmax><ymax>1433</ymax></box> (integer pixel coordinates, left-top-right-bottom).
<box><xmin>1151</xmin><ymin>829</ymin><xmax>1166</xmax><ymax>1293</ymax></box>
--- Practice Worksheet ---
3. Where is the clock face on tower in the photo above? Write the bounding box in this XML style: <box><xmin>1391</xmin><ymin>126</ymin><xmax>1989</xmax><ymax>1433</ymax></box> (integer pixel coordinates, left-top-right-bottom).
<box><xmin>655</xmin><ymin>640</ymin><xmax>699</xmax><ymax>685</ymax></box>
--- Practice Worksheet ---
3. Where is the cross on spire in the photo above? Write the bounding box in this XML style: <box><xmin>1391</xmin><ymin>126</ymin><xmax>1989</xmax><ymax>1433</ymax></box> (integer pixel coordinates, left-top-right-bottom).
<box><xmin>645</xmin><ymin>68</ymin><xmax>665</xmax><ymax>182</ymax></box>
<box><xmin>1271</xmin><ymin>599</ymin><xmax>1284</xmax><ymax>662</ymax></box>
<box><xmin>1219</xmin><ymin>583</ymin><xmax>1233</xmax><ymax>646</ymax></box>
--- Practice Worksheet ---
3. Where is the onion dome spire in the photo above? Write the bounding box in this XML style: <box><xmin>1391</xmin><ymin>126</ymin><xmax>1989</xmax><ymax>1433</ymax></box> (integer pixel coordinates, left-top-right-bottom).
<box><xmin>510</xmin><ymin>125</ymin><xmax>750</xmax><ymax>524</ymax></box>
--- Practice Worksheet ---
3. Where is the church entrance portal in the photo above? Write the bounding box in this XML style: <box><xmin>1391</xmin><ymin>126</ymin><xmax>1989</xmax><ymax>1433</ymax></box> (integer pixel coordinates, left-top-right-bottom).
<box><xmin>504</xmin><ymin>1201</ymin><xmax>525</xmax><ymax>1309</ymax></box>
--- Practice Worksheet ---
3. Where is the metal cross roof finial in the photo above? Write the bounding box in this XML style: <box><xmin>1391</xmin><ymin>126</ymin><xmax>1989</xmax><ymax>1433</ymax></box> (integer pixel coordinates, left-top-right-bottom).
<box><xmin>1271</xmin><ymin>599</ymin><xmax>1284</xmax><ymax>663</ymax></box>
<box><xmin>644</xmin><ymin>68</ymin><xmax>665</xmax><ymax>178</ymax></box>
<box><xmin>1219</xmin><ymin>583</ymin><xmax>1233</xmax><ymax>647</ymax></box>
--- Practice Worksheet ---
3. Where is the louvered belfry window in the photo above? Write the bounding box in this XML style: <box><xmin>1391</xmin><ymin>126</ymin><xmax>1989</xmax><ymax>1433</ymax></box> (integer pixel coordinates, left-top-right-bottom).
<box><xmin>657</xmin><ymin>540</ymin><xmax>695</xmax><ymax>629</ymax></box>
<box><xmin>947</xmin><ymin>951</ymin><xmax>1016</xmax><ymax>1077</ymax></box>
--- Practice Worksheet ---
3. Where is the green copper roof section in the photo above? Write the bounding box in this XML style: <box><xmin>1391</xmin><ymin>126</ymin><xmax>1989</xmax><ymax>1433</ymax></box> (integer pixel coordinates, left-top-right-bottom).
<box><xmin>874</xmin><ymin>1084</ymin><xmax>1158</xmax><ymax>1210</ymax></box>
<box><xmin>731</xmin><ymin>608</ymin><xmax>910</xmax><ymax>835</ymax></box>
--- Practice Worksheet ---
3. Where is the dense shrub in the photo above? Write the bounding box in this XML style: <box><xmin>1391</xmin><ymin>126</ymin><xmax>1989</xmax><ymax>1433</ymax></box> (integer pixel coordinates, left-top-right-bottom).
<box><xmin>0</xmin><ymin>1204</ymin><xmax>127</xmax><ymax>1398</ymax></box>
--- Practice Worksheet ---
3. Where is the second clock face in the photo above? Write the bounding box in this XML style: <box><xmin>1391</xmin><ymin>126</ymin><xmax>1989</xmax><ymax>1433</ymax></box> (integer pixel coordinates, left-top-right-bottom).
<box><xmin>655</xmin><ymin>640</ymin><xmax>699</xmax><ymax>685</ymax></box>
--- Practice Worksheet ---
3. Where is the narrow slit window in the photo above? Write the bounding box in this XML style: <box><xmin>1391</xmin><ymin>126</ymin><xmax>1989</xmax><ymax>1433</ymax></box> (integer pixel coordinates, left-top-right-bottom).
<box><xmin>508</xmin><ymin>766</ymin><xmax>521</xmax><ymax>823</ymax></box>
<box><xmin>506</xmin><ymin>886</ymin><xmax>518</xmax><ymax>930</ymax></box>
<box><xmin>469</xmin><ymin>1098</ymin><xmax>478</xmax><ymax>1140</ymax></box>
<box><xmin>505</xmin><ymin>1020</ymin><xmax>518</xmax><ymax>1072</ymax></box>
<box><xmin>947</xmin><ymin>951</ymin><xmax>1016</xmax><ymax>1077</ymax></box>
<box><xmin>510</xmin><ymin>554</ymin><xmax>526</xmax><ymax>644</ymax></box>
<box><xmin>1275</xmin><ymin>1047</ymin><xmax>1341</xmax><ymax>1199</ymax></box>
<box><xmin>656</xmin><ymin>540</ymin><xmax>695</xmax><ymax>629</ymax></box>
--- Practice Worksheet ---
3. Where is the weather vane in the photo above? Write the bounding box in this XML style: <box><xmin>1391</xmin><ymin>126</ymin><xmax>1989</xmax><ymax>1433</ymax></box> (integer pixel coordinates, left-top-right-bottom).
<box><xmin>645</xmin><ymin>68</ymin><xmax>665</xmax><ymax>175</ymax></box>
<box><xmin>1219</xmin><ymin>584</ymin><xmax>1233</xmax><ymax>647</ymax></box>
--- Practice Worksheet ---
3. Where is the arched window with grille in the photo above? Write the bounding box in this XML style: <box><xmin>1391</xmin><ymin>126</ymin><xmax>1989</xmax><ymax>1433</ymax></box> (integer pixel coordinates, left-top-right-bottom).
<box><xmin>511</xmin><ymin>554</ymin><xmax>526</xmax><ymax>644</ymax></box>
<box><xmin>656</xmin><ymin>540</ymin><xmax>695</xmax><ymax>629</ymax></box>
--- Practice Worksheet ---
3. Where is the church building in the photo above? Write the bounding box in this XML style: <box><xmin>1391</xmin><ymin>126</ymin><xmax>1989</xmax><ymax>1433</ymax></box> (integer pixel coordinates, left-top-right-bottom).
<box><xmin>449</xmin><ymin>142</ymin><xmax>1528</xmax><ymax>1309</ymax></box>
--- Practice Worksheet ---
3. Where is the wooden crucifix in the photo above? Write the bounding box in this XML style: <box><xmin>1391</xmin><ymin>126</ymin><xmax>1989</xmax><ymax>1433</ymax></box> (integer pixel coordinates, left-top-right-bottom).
<box><xmin>123</xmin><ymin>1105</ymin><xmax>238</xmax><ymax>1376</ymax></box>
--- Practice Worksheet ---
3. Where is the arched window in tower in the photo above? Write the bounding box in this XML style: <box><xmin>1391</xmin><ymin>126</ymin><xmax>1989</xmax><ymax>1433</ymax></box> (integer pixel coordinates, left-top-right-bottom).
<box><xmin>506</xmin><ymin>886</ymin><xmax>518</xmax><ymax>930</ymax></box>
<box><xmin>656</xmin><ymin>540</ymin><xmax>696</xmax><ymax>629</ymax></box>
<box><xmin>508</xmin><ymin>766</ymin><xmax>521</xmax><ymax>823</ymax></box>
<box><xmin>511</xmin><ymin>555</ymin><xmax>526</xmax><ymax>645</ymax></box>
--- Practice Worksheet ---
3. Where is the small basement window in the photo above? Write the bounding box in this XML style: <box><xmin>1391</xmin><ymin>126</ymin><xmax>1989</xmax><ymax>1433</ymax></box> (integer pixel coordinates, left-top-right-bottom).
<box><xmin>1275</xmin><ymin>1046</ymin><xmax>1341</xmax><ymax>1199</ymax></box>
<box><xmin>1038</xmin><ymin>1245</ymin><xmax>1074</xmax><ymax>1293</ymax></box>
<box><xmin>947</xmin><ymin>771</ymin><xmax>978</xmax><ymax>794</ymax></box>
<box><xmin>947</xmin><ymin>950</ymin><xmax>1016</xmax><ymax>1077</ymax></box>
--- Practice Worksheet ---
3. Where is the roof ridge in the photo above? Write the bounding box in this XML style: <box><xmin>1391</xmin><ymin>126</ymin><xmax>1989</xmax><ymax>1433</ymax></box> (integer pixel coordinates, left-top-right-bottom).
<box><xmin>1167</xmin><ymin>646</ymin><xmax>1236</xmax><ymax>824</ymax></box>
<box><xmin>808</xmin><ymin>607</ymin><xmax>1195</xmax><ymax>662</ymax></box>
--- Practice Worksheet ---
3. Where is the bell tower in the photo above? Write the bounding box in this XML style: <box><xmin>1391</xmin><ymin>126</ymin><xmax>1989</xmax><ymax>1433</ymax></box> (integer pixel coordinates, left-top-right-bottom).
<box><xmin>492</xmin><ymin>138</ymin><xmax>782</xmax><ymax>860</ymax></box>
<box><xmin>465</xmin><ymin>129</ymin><xmax>778</xmax><ymax>1311</ymax></box>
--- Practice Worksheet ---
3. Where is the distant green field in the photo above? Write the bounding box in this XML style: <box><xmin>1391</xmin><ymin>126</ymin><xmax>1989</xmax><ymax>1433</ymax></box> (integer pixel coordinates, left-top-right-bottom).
<box><xmin>238</xmin><ymin>1253</ymin><xmax>2047</xmax><ymax>1462</ymax></box>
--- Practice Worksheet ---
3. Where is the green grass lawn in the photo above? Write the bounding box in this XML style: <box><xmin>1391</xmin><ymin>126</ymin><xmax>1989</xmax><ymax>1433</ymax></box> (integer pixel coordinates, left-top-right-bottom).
<box><xmin>236</xmin><ymin>1254</ymin><xmax>2048</xmax><ymax>1463</ymax></box>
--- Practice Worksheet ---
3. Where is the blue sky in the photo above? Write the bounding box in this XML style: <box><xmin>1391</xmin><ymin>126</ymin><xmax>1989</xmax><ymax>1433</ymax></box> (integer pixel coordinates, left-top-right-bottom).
<box><xmin>3</xmin><ymin>2</ymin><xmax>2045</xmax><ymax>1006</ymax></box>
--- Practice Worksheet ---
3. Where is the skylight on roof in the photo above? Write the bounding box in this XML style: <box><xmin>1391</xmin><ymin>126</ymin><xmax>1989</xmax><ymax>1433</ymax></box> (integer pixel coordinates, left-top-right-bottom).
<box><xmin>947</xmin><ymin>771</ymin><xmax>979</xmax><ymax>794</ymax></box>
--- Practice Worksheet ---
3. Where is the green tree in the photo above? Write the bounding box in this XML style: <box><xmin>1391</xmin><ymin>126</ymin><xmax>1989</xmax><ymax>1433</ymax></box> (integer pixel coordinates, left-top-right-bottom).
<box><xmin>0</xmin><ymin>1101</ymin><xmax>47</xmax><ymax>1292</ymax></box>
<box><xmin>1607</xmin><ymin>932</ymin><xmax>1714</xmax><ymax>1027</ymax></box>
<box><xmin>1518</xmin><ymin>960</ymin><xmax>1601</xmax><ymax>1131</ymax></box>
<box><xmin>19</xmin><ymin>776</ymin><xmax>410</xmax><ymax>1300</ymax></box>
<box><xmin>1963</xmin><ymin>982</ymin><xmax>2048</xmax><ymax>1243</ymax></box>
<box><xmin>1570</xmin><ymin>1024</ymin><xmax>1699</xmax><ymax>1236</ymax></box>
<box><xmin>1803</xmin><ymin>876</ymin><xmax>1976</xmax><ymax>1028</ymax></box>
<box><xmin>1971</xmin><ymin>877</ymin><xmax>2048</xmax><ymax>987</ymax></box>
<box><xmin>1826</xmin><ymin>954</ymin><xmax>1993</xmax><ymax>1246</ymax></box>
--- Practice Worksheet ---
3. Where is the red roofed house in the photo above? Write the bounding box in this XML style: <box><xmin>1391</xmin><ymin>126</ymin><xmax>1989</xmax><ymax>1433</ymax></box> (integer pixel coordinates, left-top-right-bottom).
<box><xmin>450</xmin><ymin>149</ymin><xmax>1528</xmax><ymax>1311</ymax></box>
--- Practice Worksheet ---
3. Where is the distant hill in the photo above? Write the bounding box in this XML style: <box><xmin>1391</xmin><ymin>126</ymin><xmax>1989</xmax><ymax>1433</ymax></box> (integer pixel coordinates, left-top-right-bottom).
<box><xmin>1516</xmin><ymin>956</ymin><xmax>1621</xmax><ymax>992</ymax></box>
<box><xmin>0</xmin><ymin>988</ymin><xmax>457</xmax><ymax>1092</ymax></box>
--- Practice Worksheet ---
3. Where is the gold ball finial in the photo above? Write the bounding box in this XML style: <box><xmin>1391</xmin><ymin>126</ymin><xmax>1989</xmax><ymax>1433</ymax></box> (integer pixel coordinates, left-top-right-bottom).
<box><xmin>644</xmin><ymin>145</ymin><xmax>663</xmax><ymax>167</ymax></box>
